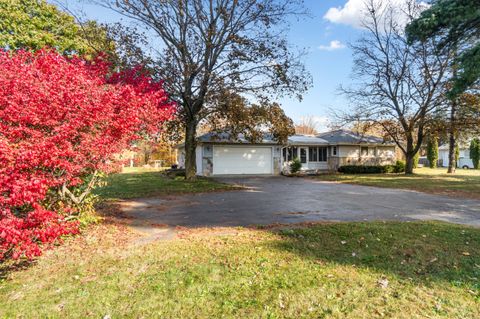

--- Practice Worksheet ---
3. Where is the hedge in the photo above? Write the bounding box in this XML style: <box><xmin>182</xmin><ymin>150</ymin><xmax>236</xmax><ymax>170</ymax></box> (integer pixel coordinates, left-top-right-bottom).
<box><xmin>338</xmin><ymin>161</ymin><xmax>405</xmax><ymax>174</ymax></box>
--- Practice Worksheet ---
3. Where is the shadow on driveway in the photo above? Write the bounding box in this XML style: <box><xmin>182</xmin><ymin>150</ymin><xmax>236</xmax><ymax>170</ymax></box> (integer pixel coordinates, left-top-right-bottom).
<box><xmin>116</xmin><ymin>176</ymin><xmax>480</xmax><ymax>229</ymax></box>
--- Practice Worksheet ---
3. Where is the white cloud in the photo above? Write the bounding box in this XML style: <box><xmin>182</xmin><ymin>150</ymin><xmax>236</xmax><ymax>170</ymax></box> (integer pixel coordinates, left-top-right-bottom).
<box><xmin>324</xmin><ymin>0</ymin><xmax>367</xmax><ymax>29</ymax></box>
<box><xmin>324</xmin><ymin>0</ymin><xmax>429</xmax><ymax>29</ymax></box>
<box><xmin>318</xmin><ymin>40</ymin><xmax>346</xmax><ymax>51</ymax></box>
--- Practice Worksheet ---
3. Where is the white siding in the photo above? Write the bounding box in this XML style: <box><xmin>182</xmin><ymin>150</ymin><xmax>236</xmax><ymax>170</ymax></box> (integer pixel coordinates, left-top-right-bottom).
<box><xmin>177</xmin><ymin>149</ymin><xmax>185</xmax><ymax>167</ymax></box>
<box><xmin>440</xmin><ymin>148</ymin><xmax>474</xmax><ymax>168</ymax></box>
<box><xmin>376</xmin><ymin>146</ymin><xmax>395</xmax><ymax>158</ymax></box>
<box><xmin>338</xmin><ymin>145</ymin><xmax>360</xmax><ymax>157</ymax></box>
<box><xmin>304</xmin><ymin>162</ymin><xmax>328</xmax><ymax>170</ymax></box>
<box><xmin>196</xmin><ymin>146</ymin><xmax>203</xmax><ymax>176</ymax></box>
<box><xmin>439</xmin><ymin>149</ymin><xmax>449</xmax><ymax>167</ymax></box>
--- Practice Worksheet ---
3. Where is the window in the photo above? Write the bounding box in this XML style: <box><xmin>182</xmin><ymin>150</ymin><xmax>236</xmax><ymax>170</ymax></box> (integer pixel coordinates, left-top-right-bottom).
<box><xmin>320</xmin><ymin>147</ymin><xmax>327</xmax><ymax>161</ymax></box>
<box><xmin>332</xmin><ymin>146</ymin><xmax>337</xmax><ymax>156</ymax></box>
<box><xmin>283</xmin><ymin>147</ymin><xmax>298</xmax><ymax>161</ymax></box>
<box><xmin>292</xmin><ymin>147</ymin><xmax>298</xmax><ymax>159</ymax></box>
<box><xmin>309</xmin><ymin>147</ymin><xmax>318</xmax><ymax>162</ymax></box>
<box><xmin>300</xmin><ymin>148</ymin><xmax>307</xmax><ymax>163</ymax></box>
<box><xmin>308</xmin><ymin>147</ymin><xmax>328</xmax><ymax>162</ymax></box>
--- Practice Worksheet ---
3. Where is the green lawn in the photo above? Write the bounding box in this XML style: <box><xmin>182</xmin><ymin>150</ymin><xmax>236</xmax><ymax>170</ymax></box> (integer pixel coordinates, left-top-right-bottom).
<box><xmin>1</xmin><ymin>222</ymin><xmax>479</xmax><ymax>318</ymax></box>
<box><xmin>94</xmin><ymin>168</ymin><xmax>237</xmax><ymax>200</ymax></box>
<box><xmin>316</xmin><ymin>167</ymin><xmax>480</xmax><ymax>199</ymax></box>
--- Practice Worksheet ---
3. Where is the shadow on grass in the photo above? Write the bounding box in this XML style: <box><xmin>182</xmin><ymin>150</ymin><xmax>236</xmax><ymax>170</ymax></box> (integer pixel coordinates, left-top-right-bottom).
<box><xmin>0</xmin><ymin>259</ymin><xmax>35</xmax><ymax>280</ymax></box>
<box><xmin>92</xmin><ymin>201</ymin><xmax>480</xmax><ymax>291</ymax></box>
<box><xmin>2</xmin><ymin>218</ymin><xmax>479</xmax><ymax>295</ymax></box>
<box><xmin>94</xmin><ymin>171</ymin><xmax>239</xmax><ymax>201</ymax></box>
<box><xmin>262</xmin><ymin>221</ymin><xmax>480</xmax><ymax>289</ymax></box>
<box><xmin>316</xmin><ymin>173</ymin><xmax>480</xmax><ymax>199</ymax></box>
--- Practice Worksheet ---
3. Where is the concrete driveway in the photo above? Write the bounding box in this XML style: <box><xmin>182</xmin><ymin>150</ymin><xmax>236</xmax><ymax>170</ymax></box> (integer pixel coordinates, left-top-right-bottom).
<box><xmin>119</xmin><ymin>176</ymin><xmax>480</xmax><ymax>228</ymax></box>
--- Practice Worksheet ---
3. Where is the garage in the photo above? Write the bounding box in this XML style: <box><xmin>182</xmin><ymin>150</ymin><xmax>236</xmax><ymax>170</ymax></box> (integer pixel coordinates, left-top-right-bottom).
<box><xmin>213</xmin><ymin>146</ymin><xmax>273</xmax><ymax>175</ymax></box>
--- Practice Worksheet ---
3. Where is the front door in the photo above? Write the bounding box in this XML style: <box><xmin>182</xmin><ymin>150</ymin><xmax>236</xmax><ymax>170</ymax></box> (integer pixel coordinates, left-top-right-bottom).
<box><xmin>299</xmin><ymin>147</ymin><xmax>307</xmax><ymax>164</ymax></box>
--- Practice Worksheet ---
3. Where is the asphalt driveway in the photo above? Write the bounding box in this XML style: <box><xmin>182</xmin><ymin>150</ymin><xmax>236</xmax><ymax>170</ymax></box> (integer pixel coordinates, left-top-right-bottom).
<box><xmin>119</xmin><ymin>176</ymin><xmax>480</xmax><ymax>228</ymax></box>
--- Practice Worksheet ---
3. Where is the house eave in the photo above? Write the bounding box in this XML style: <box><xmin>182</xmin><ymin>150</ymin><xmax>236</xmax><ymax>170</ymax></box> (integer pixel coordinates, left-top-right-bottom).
<box><xmin>176</xmin><ymin>141</ymin><xmax>396</xmax><ymax>149</ymax></box>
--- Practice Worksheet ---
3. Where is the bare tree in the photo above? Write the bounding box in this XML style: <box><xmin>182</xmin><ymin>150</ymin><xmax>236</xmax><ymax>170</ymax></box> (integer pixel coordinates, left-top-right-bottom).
<box><xmin>338</xmin><ymin>0</ymin><xmax>451</xmax><ymax>174</ymax></box>
<box><xmin>96</xmin><ymin>0</ymin><xmax>311</xmax><ymax>179</ymax></box>
<box><xmin>295</xmin><ymin>116</ymin><xmax>319</xmax><ymax>135</ymax></box>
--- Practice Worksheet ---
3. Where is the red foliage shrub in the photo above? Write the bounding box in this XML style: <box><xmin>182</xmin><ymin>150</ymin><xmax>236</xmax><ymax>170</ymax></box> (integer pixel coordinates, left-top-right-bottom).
<box><xmin>0</xmin><ymin>50</ymin><xmax>175</xmax><ymax>259</ymax></box>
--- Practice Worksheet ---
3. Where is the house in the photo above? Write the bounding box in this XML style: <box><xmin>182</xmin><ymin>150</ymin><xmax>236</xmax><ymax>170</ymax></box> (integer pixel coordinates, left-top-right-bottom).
<box><xmin>439</xmin><ymin>144</ymin><xmax>474</xmax><ymax>169</ymax></box>
<box><xmin>176</xmin><ymin>129</ymin><xmax>396</xmax><ymax>176</ymax></box>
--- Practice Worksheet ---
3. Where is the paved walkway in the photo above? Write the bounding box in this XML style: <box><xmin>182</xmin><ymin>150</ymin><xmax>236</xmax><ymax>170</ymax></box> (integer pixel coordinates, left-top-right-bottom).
<box><xmin>118</xmin><ymin>177</ymin><xmax>480</xmax><ymax>229</ymax></box>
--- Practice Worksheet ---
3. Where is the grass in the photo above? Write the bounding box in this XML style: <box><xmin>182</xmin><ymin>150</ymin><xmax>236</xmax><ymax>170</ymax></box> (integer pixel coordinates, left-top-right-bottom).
<box><xmin>94</xmin><ymin>167</ymin><xmax>237</xmax><ymax>200</ymax></box>
<box><xmin>316</xmin><ymin>167</ymin><xmax>480</xmax><ymax>199</ymax></box>
<box><xmin>1</xmin><ymin>221</ymin><xmax>479</xmax><ymax>318</ymax></box>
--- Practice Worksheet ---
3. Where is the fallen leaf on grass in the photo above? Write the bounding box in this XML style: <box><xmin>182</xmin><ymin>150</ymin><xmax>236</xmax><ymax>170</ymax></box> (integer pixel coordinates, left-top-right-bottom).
<box><xmin>377</xmin><ymin>277</ymin><xmax>389</xmax><ymax>289</ymax></box>
<box><xmin>462</xmin><ymin>252</ymin><xmax>471</xmax><ymax>256</ymax></box>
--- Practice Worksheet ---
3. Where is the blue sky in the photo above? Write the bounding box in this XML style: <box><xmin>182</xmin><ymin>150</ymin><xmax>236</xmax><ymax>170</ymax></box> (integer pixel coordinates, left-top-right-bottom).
<box><xmin>56</xmin><ymin>0</ymin><xmax>367</xmax><ymax>131</ymax></box>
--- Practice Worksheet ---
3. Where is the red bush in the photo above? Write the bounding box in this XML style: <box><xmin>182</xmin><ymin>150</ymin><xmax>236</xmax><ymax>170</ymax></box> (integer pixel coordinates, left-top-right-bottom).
<box><xmin>0</xmin><ymin>50</ymin><xmax>175</xmax><ymax>259</ymax></box>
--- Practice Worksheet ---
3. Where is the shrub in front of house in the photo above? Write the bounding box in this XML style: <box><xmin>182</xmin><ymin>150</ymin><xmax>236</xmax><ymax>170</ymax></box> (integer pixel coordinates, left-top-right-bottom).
<box><xmin>338</xmin><ymin>161</ymin><xmax>405</xmax><ymax>174</ymax></box>
<box><xmin>338</xmin><ymin>165</ymin><xmax>384</xmax><ymax>174</ymax></box>
<box><xmin>393</xmin><ymin>160</ymin><xmax>406</xmax><ymax>173</ymax></box>
<box><xmin>290</xmin><ymin>158</ymin><xmax>302</xmax><ymax>174</ymax></box>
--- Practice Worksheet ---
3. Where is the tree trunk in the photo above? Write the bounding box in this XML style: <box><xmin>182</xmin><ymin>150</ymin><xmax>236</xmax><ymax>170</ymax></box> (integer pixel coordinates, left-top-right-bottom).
<box><xmin>405</xmin><ymin>153</ymin><xmax>415</xmax><ymax>175</ymax></box>
<box><xmin>405</xmin><ymin>138</ymin><xmax>415</xmax><ymax>175</ymax></box>
<box><xmin>447</xmin><ymin>99</ymin><xmax>457</xmax><ymax>174</ymax></box>
<box><xmin>405</xmin><ymin>155</ymin><xmax>415</xmax><ymax>174</ymax></box>
<box><xmin>184</xmin><ymin>118</ymin><xmax>197</xmax><ymax>180</ymax></box>
<box><xmin>447</xmin><ymin>131</ymin><xmax>456</xmax><ymax>173</ymax></box>
<box><xmin>144</xmin><ymin>150</ymin><xmax>150</xmax><ymax>165</ymax></box>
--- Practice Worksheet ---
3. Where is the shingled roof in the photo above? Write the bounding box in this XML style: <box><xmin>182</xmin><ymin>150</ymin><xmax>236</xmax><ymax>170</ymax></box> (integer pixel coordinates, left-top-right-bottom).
<box><xmin>197</xmin><ymin>131</ymin><xmax>278</xmax><ymax>144</ymax></box>
<box><xmin>316</xmin><ymin>129</ymin><xmax>389</xmax><ymax>145</ymax></box>
<box><xmin>177</xmin><ymin>129</ymin><xmax>392</xmax><ymax>147</ymax></box>
<box><xmin>287</xmin><ymin>135</ymin><xmax>329</xmax><ymax>145</ymax></box>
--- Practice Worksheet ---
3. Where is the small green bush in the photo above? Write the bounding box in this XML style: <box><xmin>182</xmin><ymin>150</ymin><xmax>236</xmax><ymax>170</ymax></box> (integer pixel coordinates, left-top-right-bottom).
<box><xmin>338</xmin><ymin>166</ymin><xmax>383</xmax><ymax>174</ymax></box>
<box><xmin>338</xmin><ymin>161</ymin><xmax>405</xmax><ymax>174</ymax></box>
<box><xmin>290</xmin><ymin>158</ymin><xmax>302</xmax><ymax>174</ymax></box>
<box><xmin>394</xmin><ymin>160</ymin><xmax>406</xmax><ymax>173</ymax></box>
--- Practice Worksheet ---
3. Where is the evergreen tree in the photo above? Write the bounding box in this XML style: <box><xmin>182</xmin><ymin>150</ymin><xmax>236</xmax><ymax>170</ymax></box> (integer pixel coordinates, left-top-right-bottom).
<box><xmin>413</xmin><ymin>151</ymin><xmax>420</xmax><ymax>169</ymax></box>
<box><xmin>427</xmin><ymin>136</ymin><xmax>439</xmax><ymax>168</ymax></box>
<box><xmin>406</xmin><ymin>0</ymin><xmax>480</xmax><ymax>98</ymax></box>
<box><xmin>470</xmin><ymin>138</ymin><xmax>480</xmax><ymax>169</ymax></box>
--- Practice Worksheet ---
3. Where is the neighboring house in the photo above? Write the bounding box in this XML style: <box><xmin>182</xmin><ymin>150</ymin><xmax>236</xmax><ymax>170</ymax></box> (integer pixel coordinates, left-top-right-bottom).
<box><xmin>176</xmin><ymin>129</ymin><xmax>396</xmax><ymax>176</ymax></box>
<box><xmin>439</xmin><ymin>144</ymin><xmax>474</xmax><ymax>169</ymax></box>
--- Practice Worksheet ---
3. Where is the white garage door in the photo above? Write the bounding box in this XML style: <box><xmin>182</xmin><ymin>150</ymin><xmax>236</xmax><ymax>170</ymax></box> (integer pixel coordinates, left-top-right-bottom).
<box><xmin>213</xmin><ymin>146</ymin><xmax>273</xmax><ymax>175</ymax></box>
